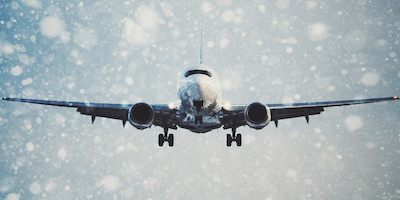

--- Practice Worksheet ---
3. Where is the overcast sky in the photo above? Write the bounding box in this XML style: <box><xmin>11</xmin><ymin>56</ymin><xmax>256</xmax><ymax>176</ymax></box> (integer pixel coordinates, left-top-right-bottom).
<box><xmin>1</xmin><ymin>0</ymin><xmax>400</xmax><ymax>199</ymax></box>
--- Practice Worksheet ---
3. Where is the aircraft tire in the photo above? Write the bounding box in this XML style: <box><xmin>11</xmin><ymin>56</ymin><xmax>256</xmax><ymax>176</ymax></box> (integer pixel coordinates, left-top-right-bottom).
<box><xmin>158</xmin><ymin>134</ymin><xmax>164</xmax><ymax>147</ymax></box>
<box><xmin>236</xmin><ymin>134</ymin><xmax>242</xmax><ymax>147</ymax></box>
<box><xmin>227</xmin><ymin>134</ymin><xmax>232</xmax><ymax>147</ymax></box>
<box><xmin>168</xmin><ymin>134</ymin><xmax>174</xmax><ymax>147</ymax></box>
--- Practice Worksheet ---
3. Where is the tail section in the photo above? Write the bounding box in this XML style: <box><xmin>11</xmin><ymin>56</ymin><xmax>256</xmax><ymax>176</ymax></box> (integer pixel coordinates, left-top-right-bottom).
<box><xmin>199</xmin><ymin>27</ymin><xmax>203</xmax><ymax>65</ymax></box>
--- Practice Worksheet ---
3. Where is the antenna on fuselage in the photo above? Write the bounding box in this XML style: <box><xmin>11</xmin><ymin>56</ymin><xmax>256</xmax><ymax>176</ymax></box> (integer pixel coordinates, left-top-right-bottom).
<box><xmin>199</xmin><ymin>27</ymin><xmax>203</xmax><ymax>65</ymax></box>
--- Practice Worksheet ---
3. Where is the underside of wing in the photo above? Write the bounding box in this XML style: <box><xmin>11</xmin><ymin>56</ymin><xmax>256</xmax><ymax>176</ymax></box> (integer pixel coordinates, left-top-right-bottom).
<box><xmin>270</xmin><ymin>107</ymin><xmax>324</xmax><ymax>122</ymax></box>
<box><xmin>152</xmin><ymin>105</ymin><xmax>179</xmax><ymax>130</ymax></box>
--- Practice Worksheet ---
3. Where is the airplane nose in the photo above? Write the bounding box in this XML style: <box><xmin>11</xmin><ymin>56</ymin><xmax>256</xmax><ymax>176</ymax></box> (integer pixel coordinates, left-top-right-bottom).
<box><xmin>178</xmin><ymin>73</ymin><xmax>221</xmax><ymax>111</ymax></box>
<box><xmin>195</xmin><ymin>76</ymin><xmax>219</xmax><ymax>108</ymax></box>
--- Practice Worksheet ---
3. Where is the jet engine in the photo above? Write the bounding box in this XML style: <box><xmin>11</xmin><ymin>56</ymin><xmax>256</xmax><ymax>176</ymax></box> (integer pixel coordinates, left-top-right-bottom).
<box><xmin>128</xmin><ymin>103</ymin><xmax>154</xmax><ymax>129</ymax></box>
<box><xmin>244</xmin><ymin>102</ymin><xmax>271</xmax><ymax>129</ymax></box>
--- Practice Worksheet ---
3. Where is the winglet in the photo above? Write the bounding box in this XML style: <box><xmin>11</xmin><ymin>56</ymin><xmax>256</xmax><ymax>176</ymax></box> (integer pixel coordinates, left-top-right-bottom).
<box><xmin>199</xmin><ymin>27</ymin><xmax>203</xmax><ymax>65</ymax></box>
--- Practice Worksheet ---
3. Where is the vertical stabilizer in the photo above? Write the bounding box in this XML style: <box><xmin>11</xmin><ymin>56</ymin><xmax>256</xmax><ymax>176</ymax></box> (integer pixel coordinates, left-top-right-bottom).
<box><xmin>199</xmin><ymin>27</ymin><xmax>203</xmax><ymax>65</ymax></box>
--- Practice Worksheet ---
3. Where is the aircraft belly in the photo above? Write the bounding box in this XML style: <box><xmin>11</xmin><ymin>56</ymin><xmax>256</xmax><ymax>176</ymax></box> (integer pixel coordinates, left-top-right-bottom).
<box><xmin>178</xmin><ymin>115</ymin><xmax>221</xmax><ymax>133</ymax></box>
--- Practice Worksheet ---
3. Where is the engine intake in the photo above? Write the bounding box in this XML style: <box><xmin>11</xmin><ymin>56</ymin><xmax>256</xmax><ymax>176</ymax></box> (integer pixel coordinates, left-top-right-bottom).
<box><xmin>128</xmin><ymin>103</ymin><xmax>154</xmax><ymax>129</ymax></box>
<box><xmin>244</xmin><ymin>102</ymin><xmax>271</xmax><ymax>129</ymax></box>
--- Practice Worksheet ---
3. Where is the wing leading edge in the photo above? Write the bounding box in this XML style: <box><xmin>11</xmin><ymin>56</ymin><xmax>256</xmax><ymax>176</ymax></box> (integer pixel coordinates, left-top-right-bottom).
<box><xmin>222</xmin><ymin>96</ymin><xmax>399</xmax><ymax>129</ymax></box>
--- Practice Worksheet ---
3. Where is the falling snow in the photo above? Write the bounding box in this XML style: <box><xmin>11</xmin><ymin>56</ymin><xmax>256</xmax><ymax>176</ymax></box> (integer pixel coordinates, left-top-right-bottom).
<box><xmin>10</xmin><ymin>66</ymin><xmax>23</xmax><ymax>76</ymax></box>
<box><xmin>219</xmin><ymin>38</ymin><xmax>230</xmax><ymax>48</ymax></box>
<box><xmin>5</xmin><ymin>193</ymin><xmax>20</xmax><ymax>200</ymax></box>
<box><xmin>29</xmin><ymin>182</ymin><xmax>42</xmax><ymax>195</ymax></box>
<box><xmin>122</xmin><ymin>6</ymin><xmax>159</xmax><ymax>46</ymax></box>
<box><xmin>221</xmin><ymin>10</ymin><xmax>235</xmax><ymax>22</ymax></box>
<box><xmin>361</xmin><ymin>72</ymin><xmax>380</xmax><ymax>86</ymax></box>
<box><xmin>26</xmin><ymin>142</ymin><xmax>34</xmax><ymax>152</ymax></box>
<box><xmin>345</xmin><ymin>115</ymin><xmax>364</xmax><ymax>132</ymax></box>
<box><xmin>57</xmin><ymin>148</ymin><xmax>67</xmax><ymax>160</ymax></box>
<box><xmin>39</xmin><ymin>16</ymin><xmax>65</xmax><ymax>38</ymax></box>
<box><xmin>21</xmin><ymin>78</ymin><xmax>33</xmax><ymax>86</ymax></box>
<box><xmin>308</xmin><ymin>22</ymin><xmax>329</xmax><ymax>41</ymax></box>
<box><xmin>97</xmin><ymin>175</ymin><xmax>121</xmax><ymax>192</ymax></box>
<box><xmin>1</xmin><ymin>1</ymin><xmax>400</xmax><ymax>199</ymax></box>
<box><xmin>20</xmin><ymin>0</ymin><xmax>42</xmax><ymax>9</ymax></box>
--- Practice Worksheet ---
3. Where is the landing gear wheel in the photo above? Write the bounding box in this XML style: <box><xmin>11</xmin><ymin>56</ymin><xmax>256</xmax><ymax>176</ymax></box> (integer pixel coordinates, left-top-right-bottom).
<box><xmin>236</xmin><ymin>134</ymin><xmax>242</xmax><ymax>147</ymax></box>
<box><xmin>168</xmin><ymin>134</ymin><xmax>174</xmax><ymax>147</ymax></box>
<box><xmin>158</xmin><ymin>134</ymin><xmax>164</xmax><ymax>147</ymax></box>
<box><xmin>159</xmin><ymin>127</ymin><xmax>174</xmax><ymax>147</ymax></box>
<box><xmin>226</xmin><ymin>128</ymin><xmax>242</xmax><ymax>147</ymax></box>
<box><xmin>227</xmin><ymin>134</ymin><xmax>233</xmax><ymax>147</ymax></box>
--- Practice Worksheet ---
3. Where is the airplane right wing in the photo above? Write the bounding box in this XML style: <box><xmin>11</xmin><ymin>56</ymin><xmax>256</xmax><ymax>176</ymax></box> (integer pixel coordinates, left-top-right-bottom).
<box><xmin>221</xmin><ymin>96</ymin><xmax>399</xmax><ymax>129</ymax></box>
<box><xmin>268</xmin><ymin>96</ymin><xmax>399</xmax><ymax>124</ymax></box>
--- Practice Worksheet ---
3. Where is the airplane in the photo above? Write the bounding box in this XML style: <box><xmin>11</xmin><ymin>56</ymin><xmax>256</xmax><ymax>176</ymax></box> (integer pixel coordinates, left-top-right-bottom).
<box><xmin>2</xmin><ymin>30</ymin><xmax>399</xmax><ymax>147</ymax></box>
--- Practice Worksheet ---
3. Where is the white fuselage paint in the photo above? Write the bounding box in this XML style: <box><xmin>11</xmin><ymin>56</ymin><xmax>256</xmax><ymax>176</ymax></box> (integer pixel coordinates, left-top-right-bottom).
<box><xmin>177</xmin><ymin>64</ymin><xmax>222</xmax><ymax>133</ymax></box>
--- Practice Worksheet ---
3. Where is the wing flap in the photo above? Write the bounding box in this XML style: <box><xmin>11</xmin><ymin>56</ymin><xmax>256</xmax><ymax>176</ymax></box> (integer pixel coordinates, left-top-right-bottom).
<box><xmin>271</xmin><ymin>107</ymin><xmax>324</xmax><ymax>121</ymax></box>
<box><xmin>77</xmin><ymin>107</ymin><xmax>128</xmax><ymax>121</ymax></box>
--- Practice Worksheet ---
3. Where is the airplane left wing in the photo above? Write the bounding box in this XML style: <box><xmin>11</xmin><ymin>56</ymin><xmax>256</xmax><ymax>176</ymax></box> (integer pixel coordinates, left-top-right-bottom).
<box><xmin>221</xmin><ymin>96</ymin><xmax>399</xmax><ymax>129</ymax></box>
<box><xmin>2</xmin><ymin>97</ymin><xmax>178</xmax><ymax>129</ymax></box>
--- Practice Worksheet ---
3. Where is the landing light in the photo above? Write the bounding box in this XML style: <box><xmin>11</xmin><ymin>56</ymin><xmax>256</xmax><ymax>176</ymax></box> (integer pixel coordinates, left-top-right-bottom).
<box><xmin>224</xmin><ymin>102</ymin><xmax>232</xmax><ymax>110</ymax></box>
<box><xmin>168</xmin><ymin>102</ymin><xmax>175</xmax><ymax>109</ymax></box>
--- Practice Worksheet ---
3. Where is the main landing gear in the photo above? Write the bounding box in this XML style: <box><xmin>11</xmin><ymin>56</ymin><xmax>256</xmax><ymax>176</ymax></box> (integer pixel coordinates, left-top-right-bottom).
<box><xmin>227</xmin><ymin>128</ymin><xmax>242</xmax><ymax>147</ymax></box>
<box><xmin>159</xmin><ymin>127</ymin><xmax>174</xmax><ymax>147</ymax></box>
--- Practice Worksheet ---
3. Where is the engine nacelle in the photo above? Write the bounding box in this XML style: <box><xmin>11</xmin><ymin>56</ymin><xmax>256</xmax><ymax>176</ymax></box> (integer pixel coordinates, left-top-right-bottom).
<box><xmin>128</xmin><ymin>103</ymin><xmax>154</xmax><ymax>130</ymax></box>
<box><xmin>244</xmin><ymin>102</ymin><xmax>271</xmax><ymax>129</ymax></box>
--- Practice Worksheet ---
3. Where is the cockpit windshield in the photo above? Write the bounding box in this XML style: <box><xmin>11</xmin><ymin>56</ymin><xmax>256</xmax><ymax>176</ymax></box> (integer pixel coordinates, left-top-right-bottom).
<box><xmin>184</xmin><ymin>70</ymin><xmax>212</xmax><ymax>77</ymax></box>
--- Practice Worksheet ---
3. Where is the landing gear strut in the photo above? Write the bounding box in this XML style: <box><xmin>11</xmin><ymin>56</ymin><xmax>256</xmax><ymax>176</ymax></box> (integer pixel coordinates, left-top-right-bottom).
<box><xmin>159</xmin><ymin>127</ymin><xmax>174</xmax><ymax>147</ymax></box>
<box><xmin>227</xmin><ymin>128</ymin><xmax>242</xmax><ymax>147</ymax></box>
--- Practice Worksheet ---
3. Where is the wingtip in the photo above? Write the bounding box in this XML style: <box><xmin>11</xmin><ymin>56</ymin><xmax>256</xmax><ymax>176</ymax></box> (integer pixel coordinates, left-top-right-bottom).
<box><xmin>2</xmin><ymin>97</ymin><xmax>7</xmax><ymax>100</ymax></box>
<box><xmin>394</xmin><ymin>96</ymin><xmax>399</xmax><ymax>100</ymax></box>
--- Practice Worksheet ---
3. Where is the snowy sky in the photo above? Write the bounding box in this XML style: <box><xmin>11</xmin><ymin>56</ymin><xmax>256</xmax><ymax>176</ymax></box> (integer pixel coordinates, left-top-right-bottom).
<box><xmin>1</xmin><ymin>0</ymin><xmax>400</xmax><ymax>199</ymax></box>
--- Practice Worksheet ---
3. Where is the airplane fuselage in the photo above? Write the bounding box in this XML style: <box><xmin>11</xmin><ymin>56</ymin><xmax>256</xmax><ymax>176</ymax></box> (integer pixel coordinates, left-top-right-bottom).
<box><xmin>177</xmin><ymin>64</ymin><xmax>222</xmax><ymax>133</ymax></box>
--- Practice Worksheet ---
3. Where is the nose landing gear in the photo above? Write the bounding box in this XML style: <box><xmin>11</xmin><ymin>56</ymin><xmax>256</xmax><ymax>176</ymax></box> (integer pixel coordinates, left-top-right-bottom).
<box><xmin>159</xmin><ymin>127</ymin><xmax>174</xmax><ymax>147</ymax></box>
<box><xmin>227</xmin><ymin>128</ymin><xmax>242</xmax><ymax>147</ymax></box>
<box><xmin>193</xmin><ymin>100</ymin><xmax>204</xmax><ymax>125</ymax></box>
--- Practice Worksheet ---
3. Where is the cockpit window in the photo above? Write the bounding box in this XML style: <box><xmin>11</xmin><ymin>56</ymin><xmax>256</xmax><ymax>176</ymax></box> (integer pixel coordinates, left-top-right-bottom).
<box><xmin>184</xmin><ymin>70</ymin><xmax>212</xmax><ymax>77</ymax></box>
